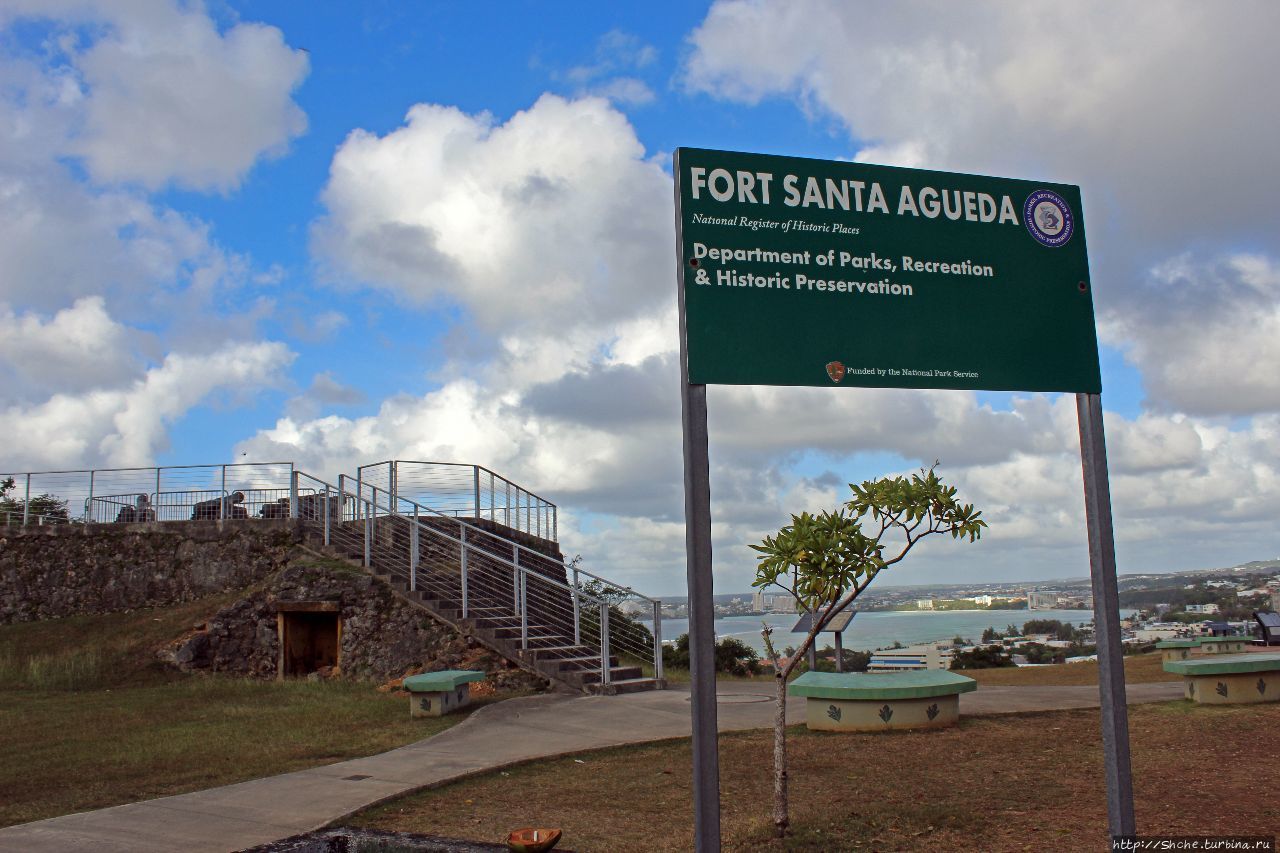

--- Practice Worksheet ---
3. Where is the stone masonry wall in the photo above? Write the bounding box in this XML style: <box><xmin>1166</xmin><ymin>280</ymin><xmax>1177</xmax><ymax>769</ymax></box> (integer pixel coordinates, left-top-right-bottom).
<box><xmin>0</xmin><ymin>520</ymin><xmax>303</xmax><ymax>624</ymax></box>
<box><xmin>167</xmin><ymin>560</ymin><xmax>546</xmax><ymax>689</ymax></box>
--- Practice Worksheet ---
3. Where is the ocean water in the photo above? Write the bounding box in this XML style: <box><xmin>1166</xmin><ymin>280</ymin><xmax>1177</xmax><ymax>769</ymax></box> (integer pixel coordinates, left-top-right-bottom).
<box><xmin>640</xmin><ymin>608</ymin><xmax>1133</xmax><ymax>655</ymax></box>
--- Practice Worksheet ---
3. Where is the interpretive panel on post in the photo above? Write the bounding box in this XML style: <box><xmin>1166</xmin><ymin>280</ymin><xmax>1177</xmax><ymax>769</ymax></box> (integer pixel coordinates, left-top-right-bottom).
<box><xmin>675</xmin><ymin>147</ymin><xmax>1101</xmax><ymax>393</ymax></box>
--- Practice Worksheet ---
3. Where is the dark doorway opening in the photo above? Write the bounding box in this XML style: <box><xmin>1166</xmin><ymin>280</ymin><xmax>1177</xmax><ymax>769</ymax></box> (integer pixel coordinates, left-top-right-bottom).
<box><xmin>277</xmin><ymin>603</ymin><xmax>340</xmax><ymax>677</ymax></box>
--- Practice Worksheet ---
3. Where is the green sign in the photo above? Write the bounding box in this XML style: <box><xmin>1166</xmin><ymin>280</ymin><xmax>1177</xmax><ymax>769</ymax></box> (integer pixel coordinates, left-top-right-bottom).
<box><xmin>675</xmin><ymin>148</ymin><xmax>1101</xmax><ymax>393</ymax></box>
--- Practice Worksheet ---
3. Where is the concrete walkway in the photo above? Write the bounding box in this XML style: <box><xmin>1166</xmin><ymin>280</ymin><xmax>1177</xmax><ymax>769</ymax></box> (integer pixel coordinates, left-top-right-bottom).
<box><xmin>0</xmin><ymin>680</ymin><xmax>1183</xmax><ymax>852</ymax></box>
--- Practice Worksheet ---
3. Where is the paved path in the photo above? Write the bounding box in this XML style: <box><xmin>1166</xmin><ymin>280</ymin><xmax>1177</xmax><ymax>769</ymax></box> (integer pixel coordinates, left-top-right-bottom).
<box><xmin>0</xmin><ymin>681</ymin><xmax>1183</xmax><ymax>852</ymax></box>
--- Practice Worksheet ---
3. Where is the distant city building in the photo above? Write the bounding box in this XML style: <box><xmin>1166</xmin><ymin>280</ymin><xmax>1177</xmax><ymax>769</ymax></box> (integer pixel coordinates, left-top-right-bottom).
<box><xmin>752</xmin><ymin>591</ymin><xmax>766</xmax><ymax>612</ymax></box>
<box><xmin>971</xmin><ymin>595</ymin><xmax>995</xmax><ymax>607</ymax></box>
<box><xmin>868</xmin><ymin>644</ymin><xmax>953</xmax><ymax>671</ymax></box>
<box><xmin>915</xmin><ymin>599</ymin><xmax>936</xmax><ymax>610</ymax></box>
<box><xmin>771</xmin><ymin>597</ymin><xmax>800</xmax><ymax>614</ymax></box>
<box><xmin>1185</xmin><ymin>603</ymin><xmax>1220</xmax><ymax>614</ymax></box>
<box><xmin>1027</xmin><ymin>591</ymin><xmax>1059</xmax><ymax>610</ymax></box>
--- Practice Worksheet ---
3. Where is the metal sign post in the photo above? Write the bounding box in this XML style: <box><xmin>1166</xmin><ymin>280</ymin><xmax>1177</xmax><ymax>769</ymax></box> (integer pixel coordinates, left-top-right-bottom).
<box><xmin>673</xmin><ymin>147</ymin><xmax>1133</xmax><ymax>846</ymax></box>
<box><xmin>1077</xmin><ymin>392</ymin><xmax>1136</xmax><ymax>835</ymax></box>
<box><xmin>676</xmin><ymin>160</ymin><xmax>721</xmax><ymax>851</ymax></box>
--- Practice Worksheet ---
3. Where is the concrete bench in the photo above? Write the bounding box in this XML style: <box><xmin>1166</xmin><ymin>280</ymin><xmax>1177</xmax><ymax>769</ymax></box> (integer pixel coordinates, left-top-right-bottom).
<box><xmin>403</xmin><ymin>670</ymin><xmax>486</xmax><ymax>718</ymax></box>
<box><xmin>1195</xmin><ymin>637</ymin><xmax>1248</xmax><ymax>655</ymax></box>
<box><xmin>1155</xmin><ymin>639</ymin><xmax>1199</xmax><ymax>663</ymax></box>
<box><xmin>1156</xmin><ymin>637</ymin><xmax>1249</xmax><ymax>663</ymax></box>
<box><xmin>1163</xmin><ymin>653</ymin><xmax>1280</xmax><ymax>704</ymax></box>
<box><xmin>788</xmin><ymin>670</ymin><xmax>977</xmax><ymax>732</ymax></box>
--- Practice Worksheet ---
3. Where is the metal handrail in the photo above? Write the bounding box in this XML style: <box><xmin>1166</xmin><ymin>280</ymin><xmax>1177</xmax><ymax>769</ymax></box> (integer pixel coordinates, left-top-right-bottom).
<box><xmin>351</xmin><ymin>479</ymin><xmax>612</xmax><ymax>611</ymax></box>
<box><xmin>300</xmin><ymin>471</ymin><xmax>661</xmax><ymax>682</ymax></box>
<box><xmin>353</xmin><ymin>478</ymin><xmax>659</xmax><ymax>606</ymax></box>
<box><xmin>356</xmin><ymin>460</ymin><xmax>559</xmax><ymax>541</ymax></box>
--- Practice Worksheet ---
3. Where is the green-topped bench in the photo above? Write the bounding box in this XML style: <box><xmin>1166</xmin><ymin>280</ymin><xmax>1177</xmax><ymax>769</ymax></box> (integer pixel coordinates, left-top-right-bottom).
<box><xmin>1155</xmin><ymin>639</ymin><xmax>1199</xmax><ymax>663</ymax></box>
<box><xmin>1163</xmin><ymin>653</ymin><xmax>1280</xmax><ymax>704</ymax></box>
<box><xmin>403</xmin><ymin>670</ymin><xmax>486</xmax><ymax>718</ymax></box>
<box><xmin>1156</xmin><ymin>637</ymin><xmax>1250</xmax><ymax>663</ymax></box>
<box><xmin>1195</xmin><ymin>636</ymin><xmax>1249</xmax><ymax>655</ymax></box>
<box><xmin>788</xmin><ymin>670</ymin><xmax>977</xmax><ymax>732</ymax></box>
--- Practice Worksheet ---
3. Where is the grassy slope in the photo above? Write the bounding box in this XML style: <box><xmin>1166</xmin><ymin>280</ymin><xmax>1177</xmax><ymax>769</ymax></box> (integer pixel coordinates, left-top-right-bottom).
<box><xmin>0</xmin><ymin>582</ymin><xmax>484</xmax><ymax>828</ymax></box>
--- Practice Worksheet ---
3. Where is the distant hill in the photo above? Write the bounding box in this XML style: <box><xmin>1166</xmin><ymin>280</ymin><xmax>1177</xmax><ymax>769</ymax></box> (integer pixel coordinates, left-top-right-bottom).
<box><xmin>657</xmin><ymin>556</ymin><xmax>1280</xmax><ymax>604</ymax></box>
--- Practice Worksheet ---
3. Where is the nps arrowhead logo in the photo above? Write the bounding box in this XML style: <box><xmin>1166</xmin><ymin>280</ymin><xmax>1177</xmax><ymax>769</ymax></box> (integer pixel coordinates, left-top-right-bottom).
<box><xmin>825</xmin><ymin>361</ymin><xmax>846</xmax><ymax>383</ymax></box>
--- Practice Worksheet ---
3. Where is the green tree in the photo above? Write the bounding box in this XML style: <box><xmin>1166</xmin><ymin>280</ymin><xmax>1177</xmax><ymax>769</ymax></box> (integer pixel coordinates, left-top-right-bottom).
<box><xmin>751</xmin><ymin>465</ymin><xmax>986</xmax><ymax>838</ymax></box>
<box><xmin>660</xmin><ymin>634</ymin><xmax>761</xmax><ymax>676</ymax></box>
<box><xmin>1022</xmin><ymin>619</ymin><xmax>1081</xmax><ymax>641</ymax></box>
<box><xmin>951</xmin><ymin>646</ymin><xmax>1015</xmax><ymax>669</ymax></box>
<box><xmin>0</xmin><ymin>479</ymin><xmax>69</xmax><ymax>525</ymax></box>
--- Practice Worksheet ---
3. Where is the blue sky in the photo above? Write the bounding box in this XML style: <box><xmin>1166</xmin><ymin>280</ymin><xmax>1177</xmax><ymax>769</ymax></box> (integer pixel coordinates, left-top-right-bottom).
<box><xmin>2</xmin><ymin>1</ymin><xmax>1278</xmax><ymax>596</ymax></box>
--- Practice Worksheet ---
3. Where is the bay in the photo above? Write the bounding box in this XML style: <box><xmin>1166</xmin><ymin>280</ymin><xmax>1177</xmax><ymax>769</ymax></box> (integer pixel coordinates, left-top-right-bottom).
<box><xmin>640</xmin><ymin>608</ymin><xmax>1134</xmax><ymax>655</ymax></box>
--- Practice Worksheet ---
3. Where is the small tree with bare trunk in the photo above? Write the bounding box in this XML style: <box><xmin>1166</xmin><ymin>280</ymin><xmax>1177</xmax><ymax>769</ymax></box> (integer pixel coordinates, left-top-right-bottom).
<box><xmin>751</xmin><ymin>465</ymin><xmax>986</xmax><ymax>838</ymax></box>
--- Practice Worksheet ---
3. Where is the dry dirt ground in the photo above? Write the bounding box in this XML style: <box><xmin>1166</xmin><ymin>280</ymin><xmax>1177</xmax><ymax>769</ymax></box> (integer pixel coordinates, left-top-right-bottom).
<box><xmin>352</xmin><ymin>700</ymin><xmax>1280</xmax><ymax>851</ymax></box>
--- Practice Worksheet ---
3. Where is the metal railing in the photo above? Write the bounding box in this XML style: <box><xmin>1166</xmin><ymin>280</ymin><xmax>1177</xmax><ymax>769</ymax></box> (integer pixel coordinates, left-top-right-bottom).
<box><xmin>86</xmin><ymin>487</ymin><xmax>314</xmax><ymax>523</ymax></box>
<box><xmin>296</xmin><ymin>470</ymin><xmax>661</xmax><ymax>685</ymax></box>
<box><xmin>356</xmin><ymin>461</ymin><xmax>558</xmax><ymax>542</ymax></box>
<box><xmin>0</xmin><ymin>463</ymin><xmax>295</xmax><ymax>526</ymax></box>
<box><xmin>1</xmin><ymin>511</ymin><xmax>71</xmax><ymax>528</ymax></box>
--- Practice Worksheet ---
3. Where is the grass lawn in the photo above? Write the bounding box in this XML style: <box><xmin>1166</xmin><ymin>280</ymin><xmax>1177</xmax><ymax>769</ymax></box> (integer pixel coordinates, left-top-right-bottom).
<box><xmin>0</xmin><ymin>596</ymin><xmax>498</xmax><ymax>828</ymax></box>
<box><xmin>351</xmin><ymin>701</ymin><xmax>1280</xmax><ymax>851</ymax></box>
<box><xmin>958</xmin><ymin>650</ymin><xmax>1179</xmax><ymax>685</ymax></box>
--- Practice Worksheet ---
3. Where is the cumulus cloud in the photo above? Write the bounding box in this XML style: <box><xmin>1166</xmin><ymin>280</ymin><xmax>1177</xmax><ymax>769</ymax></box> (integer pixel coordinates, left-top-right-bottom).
<box><xmin>312</xmin><ymin>94</ymin><xmax>672</xmax><ymax>338</ymax></box>
<box><xmin>684</xmin><ymin>1</ymin><xmax>1278</xmax><ymax>249</ymax></box>
<box><xmin>0</xmin><ymin>297</ymin><xmax>140</xmax><ymax>399</ymax></box>
<box><xmin>682</xmin><ymin>0</ymin><xmax>1280</xmax><ymax>424</ymax></box>
<box><xmin>1</xmin><ymin>340</ymin><xmax>295</xmax><ymax>469</ymax></box>
<box><xmin>1</xmin><ymin>0</ymin><xmax>309</xmax><ymax>191</ymax></box>
<box><xmin>1103</xmin><ymin>253</ymin><xmax>1280</xmax><ymax>414</ymax></box>
<box><xmin>275</xmin><ymin>82</ymin><xmax>1280</xmax><ymax>589</ymax></box>
<box><xmin>0</xmin><ymin>1</ymin><xmax>306</xmax><ymax>476</ymax></box>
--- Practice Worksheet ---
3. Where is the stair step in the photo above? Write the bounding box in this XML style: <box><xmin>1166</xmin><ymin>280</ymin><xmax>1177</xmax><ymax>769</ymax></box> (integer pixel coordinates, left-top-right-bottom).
<box><xmin>585</xmin><ymin>677</ymin><xmax>665</xmax><ymax>696</ymax></box>
<box><xmin>571</xmin><ymin>665</ymin><xmax>645</xmax><ymax>685</ymax></box>
<box><xmin>539</xmin><ymin>655</ymin><xmax>620</xmax><ymax>671</ymax></box>
<box><xmin>524</xmin><ymin>645</ymin><xmax>595</xmax><ymax>660</ymax></box>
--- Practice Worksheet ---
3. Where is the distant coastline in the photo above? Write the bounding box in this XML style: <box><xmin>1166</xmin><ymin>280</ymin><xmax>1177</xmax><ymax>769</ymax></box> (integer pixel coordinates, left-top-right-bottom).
<box><xmin>641</xmin><ymin>608</ymin><xmax>1130</xmax><ymax>655</ymax></box>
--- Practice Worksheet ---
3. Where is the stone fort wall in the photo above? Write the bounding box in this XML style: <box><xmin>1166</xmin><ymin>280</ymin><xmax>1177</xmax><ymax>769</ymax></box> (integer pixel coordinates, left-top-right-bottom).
<box><xmin>0</xmin><ymin>520</ymin><xmax>302</xmax><ymax>624</ymax></box>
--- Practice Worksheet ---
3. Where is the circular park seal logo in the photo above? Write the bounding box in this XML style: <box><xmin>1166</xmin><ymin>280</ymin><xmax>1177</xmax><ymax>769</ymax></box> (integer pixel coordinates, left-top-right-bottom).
<box><xmin>1023</xmin><ymin>189</ymin><xmax>1074</xmax><ymax>248</ymax></box>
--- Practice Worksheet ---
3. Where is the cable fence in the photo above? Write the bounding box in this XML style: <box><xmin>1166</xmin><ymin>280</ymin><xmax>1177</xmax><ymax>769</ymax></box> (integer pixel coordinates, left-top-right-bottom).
<box><xmin>0</xmin><ymin>463</ymin><xmax>295</xmax><ymax>525</ymax></box>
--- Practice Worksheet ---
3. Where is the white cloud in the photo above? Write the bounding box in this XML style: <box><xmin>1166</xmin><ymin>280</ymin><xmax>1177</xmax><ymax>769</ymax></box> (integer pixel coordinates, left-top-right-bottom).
<box><xmin>1102</xmin><ymin>253</ymin><xmax>1280</xmax><ymax>415</ymax></box>
<box><xmin>587</xmin><ymin>77</ymin><xmax>656</xmax><ymax>107</ymax></box>
<box><xmin>275</xmin><ymin>77</ymin><xmax>1280</xmax><ymax>591</ymax></box>
<box><xmin>1</xmin><ymin>340</ymin><xmax>294</xmax><ymax>470</ymax></box>
<box><xmin>684</xmin><ymin>0</ymin><xmax>1279</xmax><ymax>250</ymax></box>
<box><xmin>682</xmin><ymin>0</ymin><xmax>1280</xmax><ymax>423</ymax></box>
<box><xmin>2</xmin><ymin>0</ymin><xmax>309</xmax><ymax>191</ymax></box>
<box><xmin>312</xmin><ymin>94</ymin><xmax>673</xmax><ymax>340</ymax></box>
<box><xmin>0</xmin><ymin>297</ymin><xmax>140</xmax><ymax>399</ymax></box>
<box><xmin>0</xmin><ymin>160</ymin><xmax>222</xmax><ymax>311</ymax></box>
